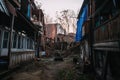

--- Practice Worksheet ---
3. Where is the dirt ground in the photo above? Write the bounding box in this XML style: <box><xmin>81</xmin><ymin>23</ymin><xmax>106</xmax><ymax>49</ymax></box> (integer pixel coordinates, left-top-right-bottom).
<box><xmin>7</xmin><ymin>57</ymin><xmax>74</xmax><ymax>80</ymax></box>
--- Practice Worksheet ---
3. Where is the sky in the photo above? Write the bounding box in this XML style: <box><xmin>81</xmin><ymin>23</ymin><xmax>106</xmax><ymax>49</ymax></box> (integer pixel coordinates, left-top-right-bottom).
<box><xmin>35</xmin><ymin>0</ymin><xmax>84</xmax><ymax>21</ymax></box>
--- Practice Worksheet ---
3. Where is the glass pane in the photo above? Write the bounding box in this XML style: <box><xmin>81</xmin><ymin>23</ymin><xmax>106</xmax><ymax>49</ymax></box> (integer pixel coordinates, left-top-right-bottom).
<box><xmin>27</xmin><ymin>39</ymin><xmax>29</xmax><ymax>49</ymax></box>
<box><xmin>13</xmin><ymin>33</ymin><xmax>17</xmax><ymax>48</ymax></box>
<box><xmin>4</xmin><ymin>32</ymin><xmax>8</xmax><ymax>39</ymax></box>
<box><xmin>23</xmin><ymin>37</ymin><xmax>25</xmax><ymax>49</ymax></box>
<box><xmin>18</xmin><ymin>36</ymin><xmax>21</xmax><ymax>48</ymax></box>
<box><xmin>3</xmin><ymin>40</ymin><xmax>7</xmax><ymax>48</ymax></box>
<box><xmin>30</xmin><ymin>40</ymin><xmax>32</xmax><ymax>49</ymax></box>
<box><xmin>21</xmin><ymin>37</ymin><xmax>23</xmax><ymax>48</ymax></box>
<box><xmin>3</xmin><ymin>32</ymin><xmax>9</xmax><ymax>48</ymax></box>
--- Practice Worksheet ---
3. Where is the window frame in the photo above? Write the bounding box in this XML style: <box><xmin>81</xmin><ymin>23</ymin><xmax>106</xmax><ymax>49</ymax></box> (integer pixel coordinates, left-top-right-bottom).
<box><xmin>2</xmin><ymin>31</ymin><xmax>9</xmax><ymax>48</ymax></box>
<box><xmin>12</xmin><ymin>32</ymin><xmax>18</xmax><ymax>48</ymax></box>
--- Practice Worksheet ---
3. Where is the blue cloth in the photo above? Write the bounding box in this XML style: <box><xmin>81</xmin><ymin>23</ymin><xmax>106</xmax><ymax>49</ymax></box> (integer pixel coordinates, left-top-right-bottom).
<box><xmin>27</xmin><ymin>4</ymin><xmax>31</xmax><ymax>19</ymax></box>
<box><xmin>75</xmin><ymin>5</ymin><xmax>88</xmax><ymax>42</ymax></box>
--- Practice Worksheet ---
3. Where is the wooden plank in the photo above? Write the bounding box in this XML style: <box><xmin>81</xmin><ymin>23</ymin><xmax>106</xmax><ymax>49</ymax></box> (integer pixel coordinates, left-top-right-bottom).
<box><xmin>93</xmin><ymin>41</ymin><xmax>119</xmax><ymax>48</ymax></box>
<box><xmin>93</xmin><ymin>41</ymin><xmax>120</xmax><ymax>51</ymax></box>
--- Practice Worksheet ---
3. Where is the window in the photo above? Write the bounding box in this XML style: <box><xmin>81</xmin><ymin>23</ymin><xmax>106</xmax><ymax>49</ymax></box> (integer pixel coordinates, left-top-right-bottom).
<box><xmin>21</xmin><ymin>36</ymin><xmax>23</xmax><ymax>48</ymax></box>
<box><xmin>27</xmin><ymin>38</ymin><xmax>33</xmax><ymax>49</ymax></box>
<box><xmin>27</xmin><ymin>38</ymin><xmax>30</xmax><ymax>49</ymax></box>
<box><xmin>23</xmin><ymin>37</ymin><xmax>26</xmax><ymax>49</ymax></box>
<box><xmin>18</xmin><ymin>35</ymin><xmax>21</xmax><ymax>48</ymax></box>
<box><xmin>3</xmin><ymin>31</ymin><xmax>9</xmax><ymax>48</ymax></box>
<box><xmin>30</xmin><ymin>39</ymin><xmax>33</xmax><ymax>49</ymax></box>
<box><xmin>13</xmin><ymin>33</ymin><xmax>17</xmax><ymax>48</ymax></box>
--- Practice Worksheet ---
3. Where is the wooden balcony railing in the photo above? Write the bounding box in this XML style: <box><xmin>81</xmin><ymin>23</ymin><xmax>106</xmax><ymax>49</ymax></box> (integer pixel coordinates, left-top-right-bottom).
<box><xmin>94</xmin><ymin>14</ymin><xmax>120</xmax><ymax>43</ymax></box>
<box><xmin>9</xmin><ymin>51</ymin><xmax>35</xmax><ymax>68</ymax></box>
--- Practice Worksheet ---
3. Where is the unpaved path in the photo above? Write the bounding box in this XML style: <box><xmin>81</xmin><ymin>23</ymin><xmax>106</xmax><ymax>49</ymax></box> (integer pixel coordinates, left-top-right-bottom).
<box><xmin>7</xmin><ymin>57</ymin><xmax>73</xmax><ymax>80</ymax></box>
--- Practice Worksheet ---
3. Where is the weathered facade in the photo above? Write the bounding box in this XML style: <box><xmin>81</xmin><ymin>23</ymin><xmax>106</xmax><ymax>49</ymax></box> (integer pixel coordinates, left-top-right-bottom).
<box><xmin>31</xmin><ymin>5</ymin><xmax>45</xmax><ymax>58</ymax></box>
<box><xmin>0</xmin><ymin>0</ymin><xmax>44</xmax><ymax>68</ymax></box>
<box><xmin>76</xmin><ymin>0</ymin><xmax>120</xmax><ymax>80</ymax></box>
<box><xmin>45</xmin><ymin>23</ymin><xmax>66</xmax><ymax>43</ymax></box>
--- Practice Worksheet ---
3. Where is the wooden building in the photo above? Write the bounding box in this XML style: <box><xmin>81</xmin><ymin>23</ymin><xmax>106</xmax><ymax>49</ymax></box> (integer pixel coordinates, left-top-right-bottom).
<box><xmin>0</xmin><ymin>0</ymin><xmax>43</xmax><ymax>69</ymax></box>
<box><xmin>76</xmin><ymin>0</ymin><xmax>120</xmax><ymax>80</ymax></box>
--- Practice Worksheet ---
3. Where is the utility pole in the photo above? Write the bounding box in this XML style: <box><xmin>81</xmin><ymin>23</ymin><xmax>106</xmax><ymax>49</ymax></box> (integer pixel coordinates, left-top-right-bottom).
<box><xmin>89</xmin><ymin>0</ymin><xmax>95</xmax><ymax>74</ymax></box>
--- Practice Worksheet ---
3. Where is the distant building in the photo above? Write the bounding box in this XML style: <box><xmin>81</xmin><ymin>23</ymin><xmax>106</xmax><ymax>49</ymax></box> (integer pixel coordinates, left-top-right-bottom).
<box><xmin>45</xmin><ymin>24</ymin><xmax>57</xmax><ymax>43</ymax></box>
<box><xmin>45</xmin><ymin>23</ymin><xmax>66</xmax><ymax>43</ymax></box>
<box><xmin>45</xmin><ymin>23</ymin><xmax>75</xmax><ymax>44</ymax></box>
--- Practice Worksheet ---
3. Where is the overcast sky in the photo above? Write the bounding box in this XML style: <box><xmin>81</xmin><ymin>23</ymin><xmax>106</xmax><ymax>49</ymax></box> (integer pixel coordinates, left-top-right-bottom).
<box><xmin>35</xmin><ymin>0</ymin><xmax>83</xmax><ymax>20</ymax></box>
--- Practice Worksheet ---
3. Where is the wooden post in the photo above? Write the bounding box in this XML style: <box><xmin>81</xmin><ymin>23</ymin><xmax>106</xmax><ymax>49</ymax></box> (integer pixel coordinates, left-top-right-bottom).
<box><xmin>37</xmin><ymin>32</ymin><xmax>40</xmax><ymax>58</ymax></box>
<box><xmin>34</xmin><ymin>31</ymin><xmax>37</xmax><ymax>58</ymax></box>
<box><xmin>89</xmin><ymin>0</ymin><xmax>95</xmax><ymax>73</ymax></box>
<box><xmin>101</xmin><ymin>51</ymin><xmax>108</xmax><ymax>80</ymax></box>
<box><xmin>8</xmin><ymin>15</ymin><xmax>15</xmax><ymax>68</ymax></box>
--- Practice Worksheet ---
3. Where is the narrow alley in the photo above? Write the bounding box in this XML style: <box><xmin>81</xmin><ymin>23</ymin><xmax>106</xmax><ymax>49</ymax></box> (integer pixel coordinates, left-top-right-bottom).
<box><xmin>0</xmin><ymin>0</ymin><xmax>120</xmax><ymax>80</ymax></box>
<box><xmin>2</xmin><ymin>51</ymin><xmax>94</xmax><ymax>80</ymax></box>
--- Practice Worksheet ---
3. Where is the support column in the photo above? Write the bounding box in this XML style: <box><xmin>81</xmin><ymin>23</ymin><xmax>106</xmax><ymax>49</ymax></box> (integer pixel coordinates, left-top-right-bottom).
<box><xmin>8</xmin><ymin>15</ymin><xmax>15</xmax><ymax>68</ymax></box>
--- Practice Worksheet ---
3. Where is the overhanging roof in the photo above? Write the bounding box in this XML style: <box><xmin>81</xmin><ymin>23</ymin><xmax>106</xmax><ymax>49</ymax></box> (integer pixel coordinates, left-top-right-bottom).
<box><xmin>5</xmin><ymin>0</ymin><xmax>17</xmax><ymax>16</ymax></box>
<box><xmin>14</xmin><ymin>10</ymin><xmax>40</xmax><ymax>38</ymax></box>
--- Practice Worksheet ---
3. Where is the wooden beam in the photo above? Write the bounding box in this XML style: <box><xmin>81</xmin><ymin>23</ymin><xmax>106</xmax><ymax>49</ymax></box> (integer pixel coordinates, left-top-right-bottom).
<box><xmin>89</xmin><ymin>0</ymin><xmax>109</xmax><ymax>18</ymax></box>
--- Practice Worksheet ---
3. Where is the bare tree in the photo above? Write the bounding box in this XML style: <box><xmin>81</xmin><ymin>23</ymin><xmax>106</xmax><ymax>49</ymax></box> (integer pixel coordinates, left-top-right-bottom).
<box><xmin>44</xmin><ymin>14</ymin><xmax>53</xmax><ymax>24</ymax></box>
<box><xmin>56</xmin><ymin>9</ymin><xmax>77</xmax><ymax>34</ymax></box>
